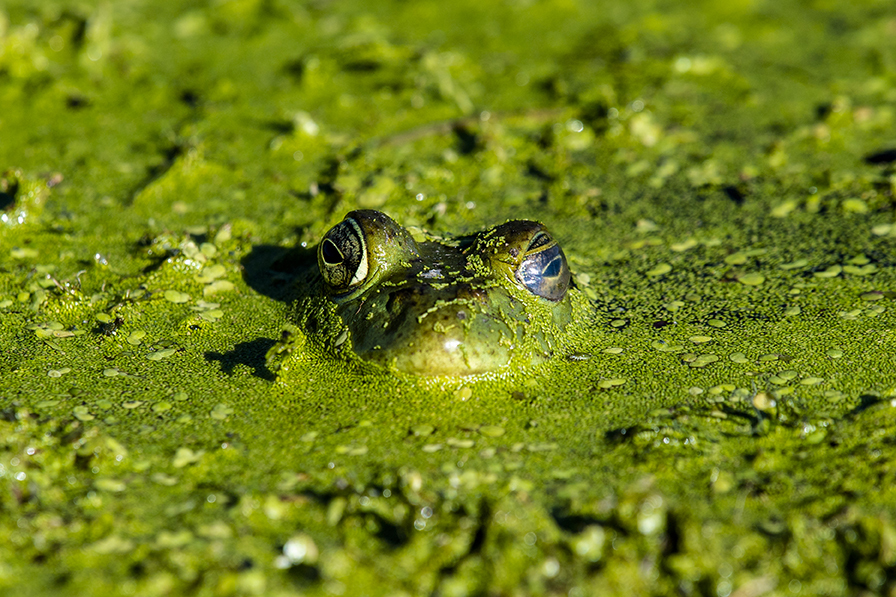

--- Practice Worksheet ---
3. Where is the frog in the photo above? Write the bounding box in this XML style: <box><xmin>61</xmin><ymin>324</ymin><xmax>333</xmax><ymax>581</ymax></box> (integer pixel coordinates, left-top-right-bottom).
<box><xmin>297</xmin><ymin>210</ymin><xmax>581</xmax><ymax>377</ymax></box>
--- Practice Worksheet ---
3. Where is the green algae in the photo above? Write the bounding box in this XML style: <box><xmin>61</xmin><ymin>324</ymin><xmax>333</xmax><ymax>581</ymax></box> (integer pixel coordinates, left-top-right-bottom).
<box><xmin>1</xmin><ymin>0</ymin><xmax>896</xmax><ymax>595</ymax></box>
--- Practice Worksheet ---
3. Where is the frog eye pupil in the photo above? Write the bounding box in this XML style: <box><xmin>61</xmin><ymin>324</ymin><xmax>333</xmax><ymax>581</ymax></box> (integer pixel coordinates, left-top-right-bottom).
<box><xmin>515</xmin><ymin>241</ymin><xmax>570</xmax><ymax>302</ymax></box>
<box><xmin>542</xmin><ymin>255</ymin><xmax>562</xmax><ymax>278</ymax></box>
<box><xmin>321</xmin><ymin>238</ymin><xmax>343</xmax><ymax>265</ymax></box>
<box><xmin>318</xmin><ymin>218</ymin><xmax>368</xmax><ymax>291</ymax></box>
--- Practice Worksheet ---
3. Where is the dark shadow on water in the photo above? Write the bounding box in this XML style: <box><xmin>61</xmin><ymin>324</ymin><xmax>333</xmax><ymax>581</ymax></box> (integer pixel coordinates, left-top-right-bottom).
<box><xmin>865</xmin><ymin>148</ymin><xmax>896</xmax><ymax>165</ymax></box>
<box><xmin>206</xmin><ymin>338</ymin><xmax>279</xmax><ymax>381</ymax></box>
<box><xmin>240</xmin><ymin>242</ymin><xmax>318</xmax><ymax>303</ymax></box>
<box><xmin>0</xmin><ymin>174</ymin><xmax>19</xmax><ymax>211</ymax></box>
<box><xmin>850</xmin><ymin>393</ymin><xmax>886</xmax><ymax>417</ymax></box>
<box><xmin>205</xmin><ymin>241</ymin><xmax>320</xmax><ymax>379</ymax></box>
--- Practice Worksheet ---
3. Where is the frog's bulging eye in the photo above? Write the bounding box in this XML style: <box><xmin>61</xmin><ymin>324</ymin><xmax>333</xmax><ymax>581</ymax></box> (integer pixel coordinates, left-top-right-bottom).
<box><xmin>318</xmin><ymin>218</ymin><xmax>369</xmax><ymax>291</ymax></box>
<box><xmin>515</xmin><ymin>232</ymin><xmax>570</xmax><ymax>301</ymax></box>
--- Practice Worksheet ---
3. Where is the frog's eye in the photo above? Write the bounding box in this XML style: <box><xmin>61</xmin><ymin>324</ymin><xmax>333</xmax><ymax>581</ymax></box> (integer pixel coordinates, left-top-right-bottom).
<box><xmin>318</xmin><ymin>217</ymin><xmax>369</xmax><ymax>291</ymax></box>
<box><xmin>514</xmin><ymin>231</ymin><xmax>570</xmax><ymax>301</ymax></box>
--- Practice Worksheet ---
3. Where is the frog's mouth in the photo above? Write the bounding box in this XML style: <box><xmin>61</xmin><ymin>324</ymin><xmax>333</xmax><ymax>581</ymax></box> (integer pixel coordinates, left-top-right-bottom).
<box><xmin>333</xmin><ymin>280</ymin><xmax>547</xmax><ymax>376</ymax></box>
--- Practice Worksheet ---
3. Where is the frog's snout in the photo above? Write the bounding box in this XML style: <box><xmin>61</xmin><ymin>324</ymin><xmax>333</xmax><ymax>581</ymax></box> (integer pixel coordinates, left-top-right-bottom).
<box><xmin>347</xmin><ymin>283</ymin><xmax>526</xmax><ymax>376</ymax></box>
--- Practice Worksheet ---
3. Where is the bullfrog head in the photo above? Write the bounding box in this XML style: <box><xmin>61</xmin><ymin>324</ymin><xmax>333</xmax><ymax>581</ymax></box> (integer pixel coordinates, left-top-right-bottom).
<box><xmin>313</xmin><ymin>210</ymin><xmax>574</xmax><ymax>376</ymax></box>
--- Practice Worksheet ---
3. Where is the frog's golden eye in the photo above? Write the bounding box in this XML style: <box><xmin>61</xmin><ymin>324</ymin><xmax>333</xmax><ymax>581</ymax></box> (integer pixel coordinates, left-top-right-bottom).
<box><xmin>318</xmin><ymin>217</ymin><xmax>369</xmax><ymax>291</ymax></box>
<box><xmin>515</xmin><ymin>231</ymin><xmax>570</xmax><ymax>301</ymax></box>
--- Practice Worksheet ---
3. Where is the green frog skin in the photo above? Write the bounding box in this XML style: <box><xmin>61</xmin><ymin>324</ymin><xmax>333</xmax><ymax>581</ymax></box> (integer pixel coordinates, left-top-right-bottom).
<box><xmin>311</xmin><ymin>210</ymin><xmax>575</xmax><ymax>377</ymax></box>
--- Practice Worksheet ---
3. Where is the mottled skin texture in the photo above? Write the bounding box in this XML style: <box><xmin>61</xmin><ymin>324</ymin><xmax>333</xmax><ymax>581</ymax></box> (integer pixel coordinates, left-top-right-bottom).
<box><xmin>314</xmin><ymin>210</ymin><xmax>573</xmax><ymax>376</ymax></box>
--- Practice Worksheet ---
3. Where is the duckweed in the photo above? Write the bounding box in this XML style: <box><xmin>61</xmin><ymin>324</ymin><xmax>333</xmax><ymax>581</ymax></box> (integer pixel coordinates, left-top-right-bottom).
<box><xmin>163</xmin><ymin>290</ymin><xmax>191</xmax><ymax>304</ymax></box>
<box><xmin>688</xmin><ymin>354</ymin><xmax>719</xmax><ymax>368</ymax></box>
<box><xmin>737</xmin><ymin>273</ymin><xmax>766</xmax><ymax>286</ymax></box>
<box><xmin>814</xmin><ymin>265</ymin><xmax>842</xmax><ymax>278</ymax></box>
<box><xmin>446</xmin><ymin>438</ymin><xmax>475</xmax><ymax>449</ymax></box>
<box><xmin>728</xmin><ymin>352</ymin><xmax>749</xmax><ymax>363</ymax></box>
<box><xmin>172</xmin><ymin>448</ymin><xmax>203</xmax><ymax>468</ymax></box>
<box><xmin>479</xmin><ymin>425</ymin><xmax>506</xmax><ymax>437</ymax></box>
<box><xmin>146</xmin><ymin>348</ymin><xmax>177</xmax><ymax>361</ymax></box>
<box><xmin>412</xmin><ymin>425</ymin><xmax>435</xmax><ymax>437</ymax></box>
<box><xmin>210</xmin><ymin>404</ymin><xmax>234</xmax><ymax>420</ymax></box>
<box><xmin>646</xmin><ymin>263</ymin><xmax>672</xmax><ymax>277</ymax></box>
<box><xmin>2</xmin><ymin>0</ymin><xmax>896</xmax><ymax>595</ymax></box>
<box><xmin>73</xmin><ymin>406</ymin><xmax>94</xmax><ymax>422</ymax></box>
<box><xmin>203</xmin><ymin>280</ymin><xmax>235</xmax><ymax>296</ymax></box>
<box><xmin>844</xmin><ymin>264</ymin><xmax>877</xmax><ymax>276</ymax></box>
